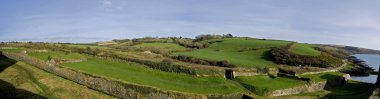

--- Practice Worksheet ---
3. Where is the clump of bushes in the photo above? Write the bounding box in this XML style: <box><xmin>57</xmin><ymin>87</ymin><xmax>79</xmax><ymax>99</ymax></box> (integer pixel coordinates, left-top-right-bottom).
<box><xmin>132</xmin><ymin>37</ymin><xmax>171</xmax><ymax>43</ymax></box>
<box><xmin>172</xmin><ymin>34</ymin><xmax>231</xmax><ymax>49</ymax></box>
<box><xmin>194</xmin><ymin>34</ymin><xmax>233</xmax><ymax>42</ymax></box>
<box><xmin>116</xmin><ymin>57</ymin><xmax>196</xmax><ymax>75</ymax></box>
<box><xmin>315</xmin><ymin>47</ymin><xmax>350</xmax><ymax>59</ymax></box>
<box><xmin>270</xmin><ymin>47</ymin><xmax>343</xmax><ymax>68</ymax></box>
<box><xmin>172</xmin><ymin>55</ymin><xmax>236</xmax><ymax>68</ymax></box>
<box><xmin>172</xmin><ymin>38</ymin><xmax>209</xmax><ymax>49</ymax></box>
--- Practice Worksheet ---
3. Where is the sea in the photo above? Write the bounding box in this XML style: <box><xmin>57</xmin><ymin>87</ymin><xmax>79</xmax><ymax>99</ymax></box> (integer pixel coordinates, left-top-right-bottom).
<box><xmin>350</xmin><ymin>54</ymin><xmax>380</xmax><ymax>84</ymax></box>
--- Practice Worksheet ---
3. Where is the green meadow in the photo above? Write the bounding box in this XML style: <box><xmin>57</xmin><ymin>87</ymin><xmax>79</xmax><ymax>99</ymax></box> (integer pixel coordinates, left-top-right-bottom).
<box><xmin>66</xmin><ymin>44</ymin><xmax>111</xmax><ymax>50</ymax></box>
<box><xmin>289</xmin><ymin>43</ymin><xmax>321</xmax><ymax>56</ymax></box>
<box><xmin>27</xmin><ymin>51</ymin><xmax>84</xmax><ymax>61</ymax></box>
<box><xmin>0</xmin><ymin>55</ymin><xmax>114</xmax><ymax>99</ymax></box>
<box><xmin>173</xmin><ymin>38</ymin><xmax>292</xmax><ymax>68</ymax></box>
<box><xmin>235</xmin><ymin>76</ymin><xmax>308</xmax><ymax>95</ymax></box>
<box><xmin>298</xmin><ymin>72</ymin><xmax>345</xmax><ymax>82</ymax></box>
<box><xmin>132</xmin><ymin>42</ymin><xmax>189</xmax><ymax>52</ymax></box>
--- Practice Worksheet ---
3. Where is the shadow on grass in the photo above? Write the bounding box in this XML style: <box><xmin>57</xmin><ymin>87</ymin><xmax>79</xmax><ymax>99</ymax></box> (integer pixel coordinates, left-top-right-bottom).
<box><xmin>0</xmin><ymin>54</ymin><xmax>17</xmax><ymax>72</ymax></box>
<box><xmin>260</xmin><ymin>50</ymin><xmax>275</xmax><ymax>62</ymax></box>
<box><xmin>0</xmin><ymin>53</ymin><xmax>47</xmax><ymax>99</ymax></box>
<box><xmin>319</xmin><ymin>74</ymin><xmax>341</xmax><ymax>80</ymax></box>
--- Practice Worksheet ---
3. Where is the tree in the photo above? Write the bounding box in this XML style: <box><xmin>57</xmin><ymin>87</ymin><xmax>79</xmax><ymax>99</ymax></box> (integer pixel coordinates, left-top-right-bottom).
<box><xmin>225</xmin><ymin>33</ymin><xmax>233</xmax><ymax>38</ymax></box>
<box><xmin>48</xmin><ymin>55</ymin><xmax>53</xmax><ymax>61</ymax></box>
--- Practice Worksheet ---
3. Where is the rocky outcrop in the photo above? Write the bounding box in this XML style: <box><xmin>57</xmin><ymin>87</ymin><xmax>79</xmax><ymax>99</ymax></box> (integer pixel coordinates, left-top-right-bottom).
<box><xmin>370</xmin><ymin>66</ymin><xmax>380</xmax><ymax>99</ymax></box>
<box><xmin>370</xmin><ymin>89</ymin><xmax>380</xmax><ymax>99</ymax></box>
<box><xmin>1</xmin><ymin>52</ymin><xmax>250</xmax><ymax>99</ymax></box>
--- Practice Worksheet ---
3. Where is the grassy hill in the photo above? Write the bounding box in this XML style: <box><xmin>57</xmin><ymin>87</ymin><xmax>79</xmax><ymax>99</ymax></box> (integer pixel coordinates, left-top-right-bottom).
<box><xmin>132</xmin><ymin>42</ymin><xmax>189</xmax><ymax>53</ymax></box>
<box><xmin>173</xmin><ymin>38</ymin><xmax>292</xmax><ymax>68</ymax></box>
<box><xmin>289</xmin><ymin>43</ymin><xmax>321</xmax><ymax>56</ymax></box>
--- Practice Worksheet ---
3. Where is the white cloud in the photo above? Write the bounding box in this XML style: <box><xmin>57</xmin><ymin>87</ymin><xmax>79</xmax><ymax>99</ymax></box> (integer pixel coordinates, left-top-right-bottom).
<box><xmin>101</xmin><ymin>0</ymin><xmax>128</xmax><ymax>11</ymax></box>
<box><xmin>102</xmin><ymin>0</ymin><xmax>112</xmax><ymax>6</ymax></box>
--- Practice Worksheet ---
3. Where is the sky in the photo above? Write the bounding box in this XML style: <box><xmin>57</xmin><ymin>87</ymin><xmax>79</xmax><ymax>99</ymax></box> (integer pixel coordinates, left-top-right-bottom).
<box><xmin>0</xmin><ymin>0</ymin><xmax>379</xmax><ymax>50</ymax></box>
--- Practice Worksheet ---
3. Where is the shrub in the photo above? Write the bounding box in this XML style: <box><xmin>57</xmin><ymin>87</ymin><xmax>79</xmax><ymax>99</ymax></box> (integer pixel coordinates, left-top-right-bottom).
<box><xmin>194</xmin><ymin>34</ymin><xmax>233</xmax><ymax>42</ymax></box>
<box><xmin>161</xmin><ymin>59</ymin><xmax>173</xmax><ymax>64</ymax></box>
<box><xmin>270</xmin><ymin>47</ymin><xmax>343</xmax><ymax>68</ymax></box>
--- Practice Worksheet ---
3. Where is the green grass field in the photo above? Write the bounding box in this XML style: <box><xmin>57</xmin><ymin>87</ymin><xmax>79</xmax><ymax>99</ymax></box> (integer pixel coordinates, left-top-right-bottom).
<box><xmin>27</xmin><ymin>51</ymin><xmax>84</xmax><ymax>61</ymax></box>
<box><xmin>65</xmin><ymin>44</ymin><xmax>111</xmax><ymax>50</ymax></box>
<box><xmin>235</xmin><ymin>76</ymin><xmax>308</xmax><ymax>96</ymax></box>
<box><xmin>133</xmin><ymin>42</ymin><xmax>188</xmax><ymax>52</ymax></box>
<box><xmin>0</xmin><ymin>48</ymin><xmax>23</xmax><ymax>53</ymax></box>
<box><xmin>174</xmin><ymin>38</ymin><xmax>292</xmax><ymax>68</ymax></box>
<box><xmin>289</xmin><ymin>43</ymin><xmax>321</xmax><ymax>56</ymax></box>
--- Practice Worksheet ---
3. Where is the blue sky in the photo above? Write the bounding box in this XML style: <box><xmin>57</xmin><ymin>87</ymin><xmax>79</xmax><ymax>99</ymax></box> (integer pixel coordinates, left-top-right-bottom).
<box><xmin>0</xmin><ymin>0</ymin><xmax>379</xmax><ymax>50</ymax></box>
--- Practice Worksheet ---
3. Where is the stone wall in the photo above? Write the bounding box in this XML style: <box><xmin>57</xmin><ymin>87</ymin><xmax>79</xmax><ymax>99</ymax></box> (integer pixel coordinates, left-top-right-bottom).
<box><xmin>1</xmin><ymin>52</ymin><xmax>249</xmax><ymax>99</ymax></box>
<box><xmin>268</xmin><ymin>74</ymin><xmax>350</xmax><ymax>97</ymax></box>
<box><xmin>233</xmin><ymin>67</ymin><xmax>278</xmax><ymax>77</ymax></box>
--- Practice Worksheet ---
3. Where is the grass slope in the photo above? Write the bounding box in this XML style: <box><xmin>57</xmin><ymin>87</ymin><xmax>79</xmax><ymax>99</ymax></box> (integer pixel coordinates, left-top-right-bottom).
<box><xmin>174</xmin><ymin>38</ymin><xmax>292</xmax><ymax>68</ymax></box>
<box><xmin>298</xmin><ymin>72</ymin><xmax>344</xmax><ymax>82</ymax></box>
<box><xmin>27</xmin><ymin>51</ymin><xmax>84</xmax><ymax>61</ymax></box>
<box><xmin>133</xmin><ymin>42</ymin><xmax>188</xmax><ymax>52</ymax></box>
<box><xmin>62</xmin><ymin>56</ymin><xmax>246</xmax><ymax>94</ymax></box>
<box><xmin>65</xmin><ymin>44</ymin><xmax>111</xmax><ymax>50</ymax></box>
<box><xmin>235</xmin><ymin>76</ymin><xmax>307</xmax><ymax>96</ymax></box>
<box><xmin>0</xmin><ymin>57</ymin><xmax>114</xmax><ymax>99</ymax></box>
<box><xmin>289</xmin><ymin>43</ymin><xmax>321</xmax><ymax>56</ymax></box>
<box><xmin>0</xmin><ymin>48</ymin><xmax>23</xmax><ymax>53</ymax></box>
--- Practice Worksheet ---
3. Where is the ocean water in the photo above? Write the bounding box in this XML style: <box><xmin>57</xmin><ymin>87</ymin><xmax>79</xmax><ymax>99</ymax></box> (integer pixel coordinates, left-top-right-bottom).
<box><xmin>350</xmin><ymin>54</ymin><xmax>380</xmax><ymax>84</ymax></box>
